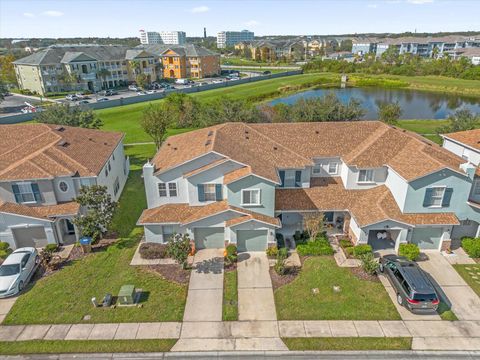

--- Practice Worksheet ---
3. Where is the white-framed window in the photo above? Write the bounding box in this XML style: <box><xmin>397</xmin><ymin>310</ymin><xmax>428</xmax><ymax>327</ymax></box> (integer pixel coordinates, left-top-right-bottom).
<box><xmin>59</xmin><ymin>181</ymin><xmax>68</xmax><ymax>192</ymax></box>
<box><xmin>108</xmin><ymin>161</ymin><xmax>111</xmax><ymax>172</ymax></box>
<box><xmin>358</xmin><ymin>169</ymin><xmax>374</xmax><ymax>183</ymax></box>
<box><xmin>312</xmin><ymin>164</ymin><xmax>321</xmax><ymax>174</ymax></box>
<box><xmin>113</xmin><ymin>177</ymin><xmax>120</xmax><ymax>196</ymax></box>
<box><xmin>328</xmin><ymin>162</ymin><xmax>338</xmax><ymax>175</ymax></box>
<box><xmin>13</xmin><ymin>183</ymin><xmax>37</xmax><ymax>203</ymax></box>
<box><xmin>163</xmin><ymin>225</ymin><xmax>175</xmax><ymax>241</ymax></box>
<box><xmin>242</xmin><ymin>189</ymin><xmax>261</xmax><ymax>205</ymax></box>
<box><xmin>158</xmin><ymin>183</ymin><xmax>167</xmax><ymax>197</ymax></box>
<box><xmin>79</xmin><ymin>178</ymin><xmax>92</xmax><ymax>188</ymax></box>
<box><xmin>168</xmin><ymin>183</ymin><xmax>177</xmax><ymax>197</ymax></box>
<box><xmin>430</xmin><ymin>187</ymin><xmax>446</xmax><ymax>207</ymax></box>
<box><xmin>204</xmin><ymin>183</ymin><xmax>216</xmax><ymax>201</ymax></box>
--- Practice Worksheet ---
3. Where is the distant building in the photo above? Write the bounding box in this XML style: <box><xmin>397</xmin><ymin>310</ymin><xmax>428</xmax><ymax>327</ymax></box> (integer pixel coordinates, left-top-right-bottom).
<box><xmin>450</xmin><ymin>47</ymin><xmax>480</xmax><ymax>65</ymax></box>
<box><xmin>139</xmin><ymin>30</ymin><xmax>186</xmax><ymax>45</ymax></box>
<box><xmin>217</xmin><ymin>30</ymin><xmax>254</xmax><ymax>48</ymax></box>
<box><xmin>239</xmin><ymin>39</ymin><xmax>306</xmax><ymax>62</ymax></box>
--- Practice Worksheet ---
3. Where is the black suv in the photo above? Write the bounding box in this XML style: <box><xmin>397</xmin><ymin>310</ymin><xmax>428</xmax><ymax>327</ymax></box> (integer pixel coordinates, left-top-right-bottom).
<box><xmin>380</xmin><ymin>255</ymin><xmax>439</xmax><ymax>313</ymax></box>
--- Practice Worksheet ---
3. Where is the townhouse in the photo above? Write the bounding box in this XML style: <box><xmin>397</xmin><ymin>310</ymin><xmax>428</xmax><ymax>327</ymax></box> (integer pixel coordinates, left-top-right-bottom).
<box><xmin>0</xmin><ymin>124</ymin><xmax>129</xmax><ymax>250</ymax></box>
<box><xmin>138</xmin><ymin>121</ymin><xmax>480</xmax><ymax>252</ymax></box>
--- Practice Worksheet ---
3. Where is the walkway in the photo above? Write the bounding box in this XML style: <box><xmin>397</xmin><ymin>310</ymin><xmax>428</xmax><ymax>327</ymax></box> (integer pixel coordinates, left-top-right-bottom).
<box><xmin>418</xmin><ymin>251</ymin><xmax>480</xmax><ymax>321</ymax></box>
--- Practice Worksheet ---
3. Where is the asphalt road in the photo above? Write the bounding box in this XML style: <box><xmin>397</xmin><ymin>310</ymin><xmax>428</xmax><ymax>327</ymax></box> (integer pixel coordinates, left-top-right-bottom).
<box><xmin>9</xmin><ymin>351</ymin><xmax>480</xmax><ymax>359</ymax></box>
<box><xmin>0</xmin><ymin>94</ymin><xmax>41</xmax><ymax>116</ymax></box>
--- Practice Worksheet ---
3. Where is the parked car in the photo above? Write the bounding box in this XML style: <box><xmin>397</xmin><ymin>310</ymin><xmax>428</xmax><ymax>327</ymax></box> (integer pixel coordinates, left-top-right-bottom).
<box><xmin>263</xmin><ymin>70</ymin><xmax>271</xmax><ymax>75</ymax></box>
<box><xmin>65</xmin><ymin>94</ymin><xmax>78</xmax><ymax>101</ymax></box>
<box><xmin>380</xmin><ymin>255</ymin><xmax>439</xmax><ymax>313</ymax></box>
<box><xmin>128</xmin><ymin>85</ymin><xmax>140</xmax><ymax>91</ymax></box>
<box><xmin>0</xmin><ymin>247</ymin><xmax>39</xmax><ymax>298</ymax></box>
<box><xmin>212</xmin><ymin>79</ymin><xmax>224</xmax><ymax>84</ymax></box>
<box><xmin>99</xmin><ymin>89</ymin><xmax>118</xmax><ymax>96</ymax></box>
<box><xmin>78</xmin><ymin>100</ymin><xmax>90</xmax><ymax>104</ymax></box>
<box><xmin>175</xmin><ymin>78</ymin><xmax>189</xmax><ymax>85</ymax></box>
<box><xmin>137</xmin><ymin>91</ymin><xmax>147</xmax><ymax>96</ymax></box>
<box><xmin>199</xmin><ymin>82</ymin><xmax>208</xmax><ymax>86</ymax></box>
<box><xmin>96</xmin><ymin>97</ymin><xmax>109</xmax><ymax>102</ymax></box>
<box><xmin>21</xmin><ymin>106</ymin><xmax>43</xmax><ymax>114</ymax></box>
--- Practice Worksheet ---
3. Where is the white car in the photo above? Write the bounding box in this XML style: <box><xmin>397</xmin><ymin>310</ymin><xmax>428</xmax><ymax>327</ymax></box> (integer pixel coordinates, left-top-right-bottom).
<box><xmin>128</xmin><ymin>85</ymin><xmax>139</xmax><ymax>91</ymax></box>
<box><xmin>137</xmin><ymin>91</ymin><xmax>147</xmax><ymax>96</ymax></box>
<box><xmin>0</xmin><ymin>247</ymin><xmax>39</xmax><ymax>298</ymax></box>
<box><xmin>212</xmin><ymin>79</ymin><xmax>224</xmax><ymax>84</ymax></box>
<box><xmin>145</xmin><ymin>90</ymin><xmax>156</xmax><ymax>94</ymax></box>
<box><xmin>65</xmin><ymin>94</ymin><xmax>78</xmax><ymax>101</ymax></box>
<box><xmin>96</xmin><ymin>97</ymin><xmax>109</xmax><ymax>102</ymax></box>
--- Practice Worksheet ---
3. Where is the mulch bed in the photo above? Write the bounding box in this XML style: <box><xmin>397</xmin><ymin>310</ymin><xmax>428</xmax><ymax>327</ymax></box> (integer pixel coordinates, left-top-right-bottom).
<box><xmin>224</xmin><ymin>261</ymin><xmax>237</xmax><ymax>272</ymax></box>
<box><xmin>349</xmin><ymin>266</ymin><xmax>379</xmax><ymax>282</ymax></box>
<box><xmin>269</xmin><ymin>267</ymin><xmax>300</xmax><ymax>291</ymax></box>
<box><xmin>146</xmin><ymin>264</ymin><xmax>191</xmax><ymax>285</ymax></box>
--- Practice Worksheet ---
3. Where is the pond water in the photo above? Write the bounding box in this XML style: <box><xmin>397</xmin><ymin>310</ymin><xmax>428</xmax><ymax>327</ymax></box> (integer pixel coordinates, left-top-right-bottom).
<box><xmin>269</xmin><ymin>87</ymin><xmax>480</xmax><ymax>120</ymax></box>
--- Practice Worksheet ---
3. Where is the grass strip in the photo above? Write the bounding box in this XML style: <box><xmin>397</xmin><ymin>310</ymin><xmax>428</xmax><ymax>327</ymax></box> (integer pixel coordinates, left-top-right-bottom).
<box><xmin>223</xmin><ymin>269</ymin><xmax>238</xmax><ymax>321</ymax></box>
<box><xmin>283</xmin><ymin>337</ymin><xmax>412</xmax><ymax>351</ymax></box>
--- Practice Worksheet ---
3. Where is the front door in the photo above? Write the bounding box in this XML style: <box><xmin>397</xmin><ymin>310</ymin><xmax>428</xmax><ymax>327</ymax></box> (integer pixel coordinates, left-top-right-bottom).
<box><xmin>65</xmin><ymin>219</ymin><xmax>75</xmax><ymax>235</ymax></box>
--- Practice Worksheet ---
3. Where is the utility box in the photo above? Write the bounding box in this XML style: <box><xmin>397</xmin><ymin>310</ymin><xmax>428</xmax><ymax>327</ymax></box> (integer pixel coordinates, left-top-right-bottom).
<box><xmin>118</xmin><ymin>285</ymin><xmax>135</xmax><ymax>305</ymax></box>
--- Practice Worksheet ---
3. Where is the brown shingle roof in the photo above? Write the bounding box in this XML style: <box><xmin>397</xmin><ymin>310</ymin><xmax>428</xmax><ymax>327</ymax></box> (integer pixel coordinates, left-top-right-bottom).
<box><xmin>151</xmin><ymin>121</ymin><xmax>464</xmax><ymax>183</ymax></box>
<box><xmin>443</xmin><ymin>129</ymin><xmax>480</xmax><ymax>151</ymax></box>
<box><xmin>0</xmin><ymin>201</ymin><xmax>80</xmax><ymax>221</ymax></box>
<box><xmin>137</xmin><ymin>200</ymin><xmax>279</xmax><ymax>227</ymax></box>
<box><xmin>275</xmin><ymin>177</ymin><xmax>459</xmax><ymax>227</ymax></box>
<box><xmin>0</xmin><ymin>124</ymin><xmax>124</xmax><ymax>181</ymax></box>
<box><xmin>223</xmin><ymin>166</ymin><xmax>252</xmax><ymax>184</ymax></box>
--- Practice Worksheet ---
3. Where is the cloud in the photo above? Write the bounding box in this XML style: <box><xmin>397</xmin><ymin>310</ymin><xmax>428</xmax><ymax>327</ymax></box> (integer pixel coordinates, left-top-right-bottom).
<box><xmin>406</xmin><ymin>0</ymin><xmax>434</xmax><ymax>4</ymax></box>
<box><xmin>41</xmin><ymin>10</ymin><xmax>64</xmax><ymax>17</ymax></box>
<box><xmin>244</xmin><ymin>20</ymin><xmax>260</xmax><ymax>27</ymax></box>
<box><xmin>367</xmin><ymin>4</ymin><xmax>378</xmax><ymax>8</ymax></box>
<box><xmin>190</xmin><ymin>5</ymin><xmax>209</xmax><ymax>13</ymax></box>
<box><xmin>23</xmin><ymin>12</ymin><xmax>35</xmax><ymax>18</ymax></box>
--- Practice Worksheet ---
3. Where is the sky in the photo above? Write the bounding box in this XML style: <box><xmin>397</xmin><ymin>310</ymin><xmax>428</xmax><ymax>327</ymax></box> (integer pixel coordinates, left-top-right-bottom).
<box><xmin>0</xmin><ymin>0</ymin><xmax>479</xmax><ymax>38</ymax></box>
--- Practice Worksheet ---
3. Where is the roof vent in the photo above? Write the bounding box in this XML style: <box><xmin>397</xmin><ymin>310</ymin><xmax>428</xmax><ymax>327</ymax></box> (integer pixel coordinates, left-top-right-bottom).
<box><xmin>104</xmin><ymin>142</ymin><xmax>108</xmax><ymax>145</ymax></box>
<box><xmin>315</xmin><ymin>130</ymin><xmax>319</xmax><ymax>134</ymax></box>
<box><xmin>173</xmin><ymin>147</ymin><xmax>178</xmax><ymax>150</ymax></box>
<box><xmin>245</xmin><ymin>130</ymin><xmax>249</xmax><ymax>134</ymax></box>
<box><xmin>167</xmin><ymin>143</ymin><xmax>171</xmax><ymax>146</ymax></box>
<box><xmin>273</xmin><ymin>146</ymin><xmax>278</xmax><ymax>150</ymax></box>
<box><xmin>245</xmin><ymin>136</ymin><xmax>249</xmax><ymax>140</ymax></box>
<box><xmin>205</xmin><ymin>140</ymin><xmax>211</xmax><ymax>146</ymax></box>
<box><xmin>55</xmin><ymin>126</ymin><xmax>65</xmax><ymax>132</ymax></box>
<box><xmin>207</xmin><ymin>131</ymin><xmax>214</xmax><ymax>136</ymax></box>
<box><xmin>88</xmin><ymin>137</ymin><xmax>94</xmax><ymax>141</ymax></box>
<box><xmin>57</xmin><ymin>140</ymin><xmax>70</xmax><ymax>147</ymax></box>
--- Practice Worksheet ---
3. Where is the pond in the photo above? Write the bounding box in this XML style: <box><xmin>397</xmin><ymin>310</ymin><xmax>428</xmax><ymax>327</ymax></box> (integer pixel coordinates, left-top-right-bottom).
<box><xmin>269</xmin><ymin>87</ymin><xmax>480</xmax><ymax>120</ymax></box>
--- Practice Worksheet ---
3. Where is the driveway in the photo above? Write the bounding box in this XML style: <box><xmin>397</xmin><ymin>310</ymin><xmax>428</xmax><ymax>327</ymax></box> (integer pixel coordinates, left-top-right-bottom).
<box><xmin>237</xmin><ymin>252</ymin><xmax>277</xmax><ymax>321</ymax></box>
<box><xmin>182</xmin><ymin>249</ymin><xmax>224</xmax><ymax>322</ymax></box>
<box><xmin>0</xmin><ymin>295</ymin><xmax>18</xmax><ymax>323</ymax></box>
<box><xmin>418</xmin><ymin>251</ymin><xmax>480</xmax><ymax>321</ymax></box>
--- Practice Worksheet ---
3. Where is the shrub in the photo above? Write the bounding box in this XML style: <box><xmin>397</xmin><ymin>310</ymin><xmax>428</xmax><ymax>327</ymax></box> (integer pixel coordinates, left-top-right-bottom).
<box><xmin>0</xmin><ymin>242</ymin><xmax>10</xmax><ymax>251</ymax></box>
<box><xmin>461</xmin><ymin>237</ymin><xmax>480</xmax><ymax>258</ymax></box>
<box><xmin>276</xmin><ymin>233</ymin><xmax>285</xmax><ymax>248</ymax></box>
<box><xmin>352</xmin><ymin>244</ymin><xmax>373</xmax><ymax>257</ymax></box>
<box><xmin>225</xmin><ymin>244</ymin><xmax>237</xmax><ymax>266</ymax></box>
<box><xmin>339</xmin><ymin>239</ymin><xmax>353</xmax><ymax>249</ymax></box>
<box><xmin>360</xmin><ymin>252</ymin><xmax>379</xmax><ymax>275</ymax></box>
<box><xmin>167</xmin><ymin>233</ymin><xmax>192</xmax><ymax>269</ymax></box>
<box><xmin>345</xmin><ymin>247</ymin><xmax>354</xmax><ymax>257</ymax></box>
<box><xmin>266</xmin><ymin>245</ymin><xmax>278</xmax><ymax>258</ymax></box>
<box><xmin>296</xmin><ymin>238</ymin><xmax>334</xmax><ymax>256</ymax></box>
<box><xmin>399</xmin><ymin>243</ymin><xmax>420</xmax><ymax>261</ymax></box>
<box><xmin>274</xmin><ymin>247</ymin><xmax>288</xmax><ymax>275</ymax></box>
<box><xmin>44</xmin><ymin>244</ymin><xmax>59</xmax><ymax>254</ymax></box>
<box><xmin>139</xmin><ymin>243</ymin><xmax>168</xmax><ymax>259</ymax></box>
<box><xmin>293</xmin><ymin>230</ymin><xmax>309</xmax><ymax>245</ymax></box>
<box><xmin>0</xmin><ymin>242</ymin><xmax>12</xmax><ymax>259</ymax></box>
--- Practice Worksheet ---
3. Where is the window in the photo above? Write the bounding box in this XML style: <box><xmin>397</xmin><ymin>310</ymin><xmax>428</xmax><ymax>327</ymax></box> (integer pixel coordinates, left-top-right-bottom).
<box><xmin>358</xmin><ymin>169</ymin><xmax>374</xmax><ymax>183</ymax></box>
<box><xmin>163</xmin><ymin>225</ymin><xmax>175</xmax><ymax>241</ymax></box>
<box><xmin>105</xmin><ymin>167</ymin><xmax>108</xmax><ymax>177</ymax></box>
<box><xmin>80</xmin><ymin>178</ymin><xmax>92</xmax><ymax>188</ymax></box>
<box><xmin>474</xmin><ymin>181</ymin><xmax>480</xmax><ymax>196</ymax></box>
<box><xmin>158</xmin><ymin>183</ymin><xmax>167</xmax><ymax>197</ymax></box>
<box><xmin>242</xmin><ymin>189</ymin><xmax>261</xmax><ymax>205</ymax></box>
<box><xmin>328</xmin><ymin>162</ymin><xmax>338</xmax><ymax>175</ymax></box>
<box><xmin>168</xmin><ymin>183</ymin><xmax>177</xmax><ymax>197</ymax></box>
<box><xmin>312</xmin><ymin>164</ymin><xmax>321</xmax><ymax>174</ymax></box>
<box><xmin>113</xmin><ymin>177</ymin><xmax>120</xmax><ymax>196</ymax></box>
<box><xmin>108</xmin><ymin>161</ymin><xmax>111</xmax><ymax>172</ymax></box>
<box><xmin>112</xmin><ymin>153</ymin><xmax>115</xmax><ymax>161</ymax></box>
<box><xmin>203</xmin><ymin>184</ymin><xmax>216</xmax><ymax>201</ymax></box>
<box><xmin>430</xmin><ymin>187</ymin><xmax>446</xmax><ymax>207</ymax></box>
<box><xmin>59</xmin><ymin>181</ymin><xmax>68</xmax><ymax>192</ymax></box>
<box><xmin>12</xmin><ymin>183</ymin><xmax>41</xmax><ymax>204</ymax></box>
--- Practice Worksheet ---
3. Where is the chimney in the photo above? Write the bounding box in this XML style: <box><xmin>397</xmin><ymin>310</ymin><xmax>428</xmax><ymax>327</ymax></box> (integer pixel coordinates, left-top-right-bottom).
<box><xmin>460</xmin><ymin>162</ymin><xmax>476</xmax><ymax>180</ymax></box>
<box><xmin>143</xmin><ymin>159</ymin><xmax>155</xmax><ymax>178</ymax></box>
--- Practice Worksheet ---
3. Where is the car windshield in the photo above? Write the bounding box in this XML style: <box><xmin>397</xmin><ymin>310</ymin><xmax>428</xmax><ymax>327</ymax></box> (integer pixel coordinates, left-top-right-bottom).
<box><xmin>413</xmin><ymin>293</ymin><xmax>437</xmax><ymax>301</ymax></box>
<box><xmin>0</xmin><ymin>264</ymin><xmax>20</xmax><ymax>276</ymax></box>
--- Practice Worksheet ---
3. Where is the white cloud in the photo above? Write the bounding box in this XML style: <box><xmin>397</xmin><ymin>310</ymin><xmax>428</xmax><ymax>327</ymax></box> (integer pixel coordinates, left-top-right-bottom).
<box><xmin>367</xmin><ymin>4</ymin><xmax>378</xmax><ymax>8</ymax></box>
<box><xmin>190</xmin><ymin>5</ymin><xmax>209</xmax><ymax>13</ymax></box>
<box><xmin>41</xmin><ymin>10</ymin><xmax>64</xmax><ymax>17</ymax></box>
<box><xmin>23</xmin><ymin>12</ymin><xmax>35</xmax><ymax>18</ymax></box>
<box><xmin>406</xmin><ymin>0</ymin><xmax>434</xmax><ymax>4</ymax></box>
<box><xmin>245</xmin><ymin>20</ymin><xmax>260</xmax><ymax>27</ymax></box>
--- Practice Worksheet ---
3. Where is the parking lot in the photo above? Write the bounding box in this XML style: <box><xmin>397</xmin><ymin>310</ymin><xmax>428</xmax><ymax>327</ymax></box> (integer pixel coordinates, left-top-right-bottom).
<box><xmin>0</xmin><ymin>94</ymin><xmax>43</xmax><ymax>117</ymax></box>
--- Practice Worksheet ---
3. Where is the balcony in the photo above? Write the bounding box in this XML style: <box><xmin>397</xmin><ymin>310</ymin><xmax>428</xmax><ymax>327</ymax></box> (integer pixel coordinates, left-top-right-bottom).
<box><xmin>142</xmin><ymin>68</ymin><xmax>154</xmax><ymax>74</ymax></box>
<box><xmin>80</xmin><ymin>73</ymin><xmax>97</xmax><ymax>81</ymax></box>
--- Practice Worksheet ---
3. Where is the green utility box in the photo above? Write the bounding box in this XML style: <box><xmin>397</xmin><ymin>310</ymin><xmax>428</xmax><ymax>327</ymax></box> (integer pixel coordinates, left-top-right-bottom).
<box><xmin>118</xmin><ymin>285</ymin><xmax>135</xmax><ymax>305</ymax></box>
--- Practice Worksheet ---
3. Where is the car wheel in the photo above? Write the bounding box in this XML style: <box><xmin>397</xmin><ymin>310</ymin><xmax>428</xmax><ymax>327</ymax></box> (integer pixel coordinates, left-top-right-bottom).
<box><xmin>397</xmin><ymin>294</ymin><xmax>403</xmax><ymax>306</ymax></box>
<box><xmin>18</xmin><ymin>281</ymin><xmax>24</xmax><ymax>293</ymax></box>
<box><xmin>379</xmin><ymin>263</ymin><xmax>384</xmax><ymax>273</ymax></box>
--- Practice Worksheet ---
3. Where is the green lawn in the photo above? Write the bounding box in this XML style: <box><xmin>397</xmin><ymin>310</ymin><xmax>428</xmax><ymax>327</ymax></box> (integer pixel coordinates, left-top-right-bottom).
<box><xmin>274</xmin><ymin>257</ymin><xmax>401</xmax><ymax>320</ymax></box>
<box><xmin>223</xmin><ymin>269</ymin><xmax>238</xmax><ymax>321</ymax></box>
<box><xmin>4</xmin><ymin>144</ymin><xmax>188</xmax><ymax>325</ymax></box>
<box><xmin>283</xmin><ymin>337</ymin><xmax>412</xmax><ymax>351</ymax></box>
<box><xmin>221</xmin><ymin>56</ymin><xmax>294</xmax><ymax>67</ymax></box>
<box><xmin>232</xmin><ymin>67</ymin><xmax>290</xmax><ymax>74</ymax></box>
<box><xmin>454</xmin><ymin>264</ymin><xmax>480</xmax><ymax>298</ymax></box>
<box><xmin>0</xmin><ymin>340</ymin><xmax>177</xmax><ymax>355</ymax></box>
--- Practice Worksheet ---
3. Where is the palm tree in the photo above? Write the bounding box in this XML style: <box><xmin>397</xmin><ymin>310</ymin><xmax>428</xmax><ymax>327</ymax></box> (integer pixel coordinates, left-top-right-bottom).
<box><xmin>129</xmin><ymin>60</ymin><xmax>141</xmax><ymax>76</ymax></box>
<box><xmin>96</xmin><ymin>68</ymin><xmax>111</xmax><ymax>89</ymax></box>
<box><xmin>58</xmin><ymin>70</ymin><xmax>78</xmax><ymax>91</ymax></box>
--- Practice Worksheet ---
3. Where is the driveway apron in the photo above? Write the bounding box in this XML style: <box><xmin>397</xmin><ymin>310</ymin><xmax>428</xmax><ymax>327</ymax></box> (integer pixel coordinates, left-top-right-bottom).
<box><xmin>182</xmin><ymin>249</ymin><xmax>224</xmax><ymax>322</ymax></box>
<box><xmin>237</xmin><ymin>252</ymin><xmax>277</xmax><ymax>321</ymax></box>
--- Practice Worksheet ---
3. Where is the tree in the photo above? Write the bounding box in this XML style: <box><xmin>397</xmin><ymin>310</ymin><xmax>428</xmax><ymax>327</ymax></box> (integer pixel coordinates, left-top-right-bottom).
<box><xmin>200</xmin><ymin>96</ymin><xmax>261</xmax><ymax>126</ymax></box>
<box><xmin>35</xmin><ymin>103</ymin><xmax>103</xmax><ymax>129</ymax></box>
<box><xmin>96</xmin><ymin>68</ymin><xmax>111</xmax><ymax>89</ymax></box>
<box><xmin>302</xmin><ymin>212</ymin><xmax>325</xmax><ymax>242</ymax></box>
<box><xmin>164</xmin><ymin>93</ymin><xmax>201</xmax><ymax>128</ymax></box>
<box><xmin>129</xmin><ymin>60</ymin><xmax>141</xmax><ymax>75</ymax></box>
<box><xmin>72</xmin><ymin>185</ymin><xmax>117</xmax><ymax>241</ymax></box>
<box><xmin>141</xmin><ymin>104</ymin><xmax>172</xmax><ymax>149</ymax></box>
<box><xmin>135</xmin><ymin>73</ymin><xmax>149</xmax><ymax>89</ymax></box>
<box><xmin>0</xmin><ymin>80</ymin><xmax>7</xmax><ymax>104</ymax></box>
<box><xmin>58</xmin><ymin>70</ymin><xmax>78</xmax><ymax>91</ymax></box>
<box><xmin>167</xmin><ymin>233</ymin><xmax>192</xmax><ymax>269</ymax></box>
<box><xmin>377</xmin><ymin>102</ymin><xmax>402</xmax><ymax>124</ymax></box>
<box><xmin>0</xmin><ymin>54</ymin><xmax>17</xmax><ymax>85</ymax></box>
<box><xmin>437</xmin><ymin>109</ymin><xmax>480</xmax><ymax>134</ymax></box>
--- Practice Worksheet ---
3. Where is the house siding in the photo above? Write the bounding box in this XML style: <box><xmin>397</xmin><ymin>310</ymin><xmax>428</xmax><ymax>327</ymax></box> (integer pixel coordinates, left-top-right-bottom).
<box><xmin>0</xmin><ymin>213</ymin><xmax>56</xmax><ymax>249</ymax></box>
<box><xmin>443</xmin><ymin>138</ymin><xmax>480</xmax><ymax>166</ymax></box>
<box><xmin>385</xmin><ymin>167</ymin><xmax>409</xmax><ymax>212</ymax></box>
<box><xmin>227</xmin><ymin>175</ymin><xmax>276</xmax><ymax>217</ymax></box>
<box><xmin>96</xmin><ymin>140</ymin><xmax>129</xmax><ymax>201</ymax></box>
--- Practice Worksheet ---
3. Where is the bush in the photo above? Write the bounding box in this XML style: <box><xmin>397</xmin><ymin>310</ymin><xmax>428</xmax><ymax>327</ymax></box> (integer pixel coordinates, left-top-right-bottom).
<box><xmin>339</xmin><ymin>239</ymin><xmax>353</xmax><ymax>249</ymax></box>
<box><xmin>345</xmin><ymin>247</ymin><xmax>354</xmax><ymax>257</ymax></box>
<box><xmin>167</xmin><ymin>233</ymin><xmax>192</xmax><ymax>269</ymax></box>
<box><xmin>225</xmin><ymin>244</ymin><xmax>237</xmax><ymax>266</ymax></box>
<box><xmin>461</xmin><ymin>237</ymin><xmax>480</xmax><ymax>258</ymax></box>
<box><xmin>352</xmin><ymin>244</ymin><xmax>373</xmax><ymax>257</ymax></box>
<box><xmin>296</xmin><ymin>238</ymin><xmax>334</xmax><ymax>256</ymax></box>
<box><xmin>360</xmin><ymin>253</ymin><xmax>379</xmax><ymax>275</ymax></box>
<box><xmin>139</xmin><ymin>242</ymin><xmax>168</xmax><ymax>259</ymax></box>
<box><xmin>293</xmin><ymin>230</ymin><xmax>309</xmax><ymax>245</ymax></box>
<box><xmin>0</xmin><ymin>242</ymin><xmax>12</xmax><ymax>259</ymax></box>
<box><xmin>266</xmin><ymin>245</ymin><xmax>278</xmax><ymax>258</ymax></box>
<box><xmin>44</xmin><ymin>243</ymin><xmax>59</xmax><ymax>254</ymax></box>
<box><xmin>274</xmin><ymin>247</ymin><xmax>288</xmax><ymax>275</ymax></box>
<box><xmin>0</xmin><ymin>242</ymin><xmax>10</xmax><ymax>251</ymax></box>
<box><xmin>399</xmin><ymin>243</ymin><xmax>420</xmax><ymax>261</ymax></box>
<box><xmin>276</xmin><ymin>233</ymin><xmax>285</xmax><ymax>248</ymax></box>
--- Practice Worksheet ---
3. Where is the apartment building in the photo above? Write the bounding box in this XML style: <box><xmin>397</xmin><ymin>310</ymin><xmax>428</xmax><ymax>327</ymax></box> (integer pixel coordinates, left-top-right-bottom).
<box><xmin>0</xmin><ymin>124</ymin><xmax>129</xmax><ymax>250</ymax></box>
<box><xmin>138</xmin><ymin>122</ymin><xmax>479</xmax><ymax>253</ymax></box>
<box><xmin>237</xmin><ymin>39</ymin><xmax>306</xmax><ymax>62</ymax></box>
<box><xmin>217</xmin><ymin>30</ymin><xmax>254</xmax><ymax>48</ymax></box>
<box><xmin>139</xmin><ymin>30</ymin><xmax>186</xmax><ymax>45</ymax></box>
<box><xmin>138</xmin><ymin>44</ymin><xmax>221</xmax><ymax>79</ymax></box>
<box><xmin>13</xmin><ymin>45</ymin><xmax>159</xmax><ymax>95</ymax></box>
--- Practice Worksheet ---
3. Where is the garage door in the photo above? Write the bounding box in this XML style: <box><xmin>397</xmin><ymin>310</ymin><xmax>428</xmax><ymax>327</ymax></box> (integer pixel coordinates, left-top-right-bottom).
<box><xmin>237</xmin><ymin>230</ymin><xmax>268</xmax><ymax>252</ymax></box>
<box><xmin>12</xmin><ymin>226</ymin><xmax>48</xmax><ymax>248</ymax></box>
<box><xmin>194</xmin><ymin>227</ymin><xmax>225</xmax><ymax>249</ymax></box>
<box><xmin>410</xmin><ymin>228</ymin><xmax>442</xmax><ymax>250</ymax></box>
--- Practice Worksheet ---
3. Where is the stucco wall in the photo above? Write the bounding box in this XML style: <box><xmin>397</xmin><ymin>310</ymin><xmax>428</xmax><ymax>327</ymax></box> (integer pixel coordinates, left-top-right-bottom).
<box><xmin>443</xmin><ymin>138</ymin><xmax>480</xmax><ymax>166</ymax></box>
<box><xmin>385</xmin><ymin>167</ymin><xmax>409</xmax><ymax>211</ymax></box>
<box><xmin>96</xmin><ymin>140</ymin><xmax>129</xmax><ymax>201</ymax></box>
<box><xmin>311</xmin><ymin>157</ymin><xmax>342</xmax><ymax>177</ymax></box>
<box><xmin>227</xmin><ymin>175</ymin><xmax>276</xmax><ymax>217</ymax></box>
<box><xmin>0</xmin><ymin>213</ymin><xmax>56</xmax><ymax>249</ymax></box>
<box><xmin>0</xmin><ymin>179</ymin><xmax>56</xmax><ymax>205</ymax></box>
<box><xmin>340</xmin><ymin>164</ymin><xmax>387</xmax><ymax>189</ymax></box>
